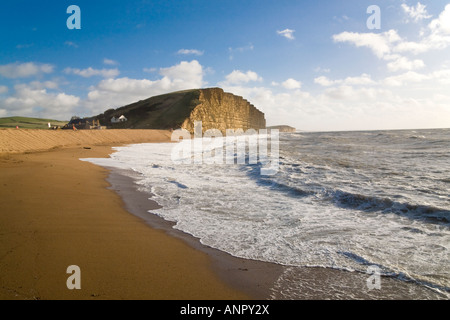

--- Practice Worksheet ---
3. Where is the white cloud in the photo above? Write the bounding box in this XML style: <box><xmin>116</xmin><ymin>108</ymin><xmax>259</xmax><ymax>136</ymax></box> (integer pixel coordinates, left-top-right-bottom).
<box><xmin>177</xmin><ymin>49</ymin><xmax>204</xmax><ymax>56</ymax></box>
<box><xmin>315</xmin><ymin>74</ymin><xmax>375</xmax><ymax>87</ymax></box>
<box><xmin>103</xmin><ymin>58</ymin><xmax>118</xmax><ymax>65</ymax></box>
<box><xmin>386</xmin><ymin>57</ymin><xmax>425</xmax><ymax>72</ymax></box>
<box><xmin>229</xmin><ymin>44</ymin><xmax>254</xmax><ymax>53</ymax></box>
<box><xmin>65</xmin><ymin>41</ymin><xmax>78</xmax><ymax>48</ymax></box>
<box><xmin>0</xmin><ymin>62</ymin><xmax>54</xmax><ymax>79</ymax></box>
<box><xmin>393</xmin><ymin>41</ymin><xmax>430</xmax><ymax>54</ymax></box>
<box><xmin>16</xmin><ymin>43</ymin><xmax>33</xmax><ymax>49</ymax></box>
<box><xmin>383</xmin><ymin>69</ymin><xmax>450</xmax><ymax>86</ymax></box>
<box><xmin>218</xmin><ymin>57</ymin><xmax>450</xmax><ymax>131</ymax></box>
<box><xmin>333</xmin><ymin>15</ymin><xmax>350</xmax><ymax>23</ymax></box>
<box><xmin>277</xmin><ymin>29</ymin><xmax>295</xmax><ymax>40</ymax></box>
<box><xmin>85</xmin><ymin>60</ymin><xmax>204</xmax><ymax>114</ymax></box>
<box><xmin>343</xmin><ymin>74</ymin><xmax>376</xmax><ymax>86</ymax></box>
<box><xmin>428</xmin><ymin>4</ymin><xmax>450</xmax><ymax>34</ymax></box>
<box><xmin>314</xmin><ymin>76</ymin><xmax>336</xmax><ymax>87</ymax></box>
<box><xmin>221</xmin><ymin>70</ymin><xmax>263</xmax><ymax>85</ymax></box>
<box><xmin>332</xmin><ymin>14</ymin><xmax>450</xmax><ymax>72</ymax></box>
<box><xmin>2</xmin><ymin>82</ymin><xmax>80</xmax><ymax>119</ymax></box>
<box><xmin>281</xmin><ymin>78</ymin><xmax>302</xmax><ymax>89</ymax></box>
<box><xmin>228</xmin><ymin>43</ymin><xmax>254</xmax><ymax>60</ymax></box>
<box><xmin>143</xmin><ymin>67</ymin><xmax>157</xmax><ymax>73</ymax></box>
<box><xmin>0</xmin><ymin>85</ymin><xmax>8</xmax><ymax>94</ymax></box>
<box><xmin>324</xmin><ymin>85</ymin><xmax>354</xmax><ymax>100</ymax></box>
<box><xmin>159</xmin><ymin>60</ymin><xmax>204</xmax><ymax>87</ymax></box>
<box><xmin>64</xmin><ymin>67</ymin><xmax>120</xmax><ymax>78</ymax></box>
<box><xmin>314</xmin><ymin>67</ymin><xmax>331</xmax><ymax>73</ymax></box>
<box><xmin>315</xmin><ymin>68</ymin><xmax>448</xmax><ymax>90</ymax></box>
<box><xmin>0</xmin><ymin>60</ymin><xmax>205</xmax><ymax>119</ymax></box>
<box><xmin>426</xmin><ymin>4</ymin><xmax>450</xmax><ymax>52</ymax></box>
<box><xmin>333</xmin><ymin>30</ymin><xmax>401</xmax><ymax>59</ymax></box>
<box><xmin>27</xmin><ymin>81</ymin><xmax>59</xmax><ymax>90</ymax></box>
<box><xmin>431</xmin><ymin>69</ymin><xmax>450</xmax><ymax>84</ymax></box>
<box><xmin>322</xmin><ymin>85</ymin><xmax>394</xmax><ymax>103</ymax></box>
<box><xmin>384</xmin><ymin>71</ymin><xmax>429</xmax><ymax>86</ymax></box>
<box><xmin>219</xmin><ymin>83</ymin><xmax>358</xmax><ymax>130</ymax></box>
<box><xmin>223</xmin><ymin>81</ymin><xmax>450</xmax><ymax>131</ymax></box>
<box><xmin>88</xmin><ymin>78</ymin><xmax>161</xmax><ymax>97</ymax></box>
<box><xmin>402</xmin><ymin>2</ymin><xmax>432</xmax><ymax>22</ymax></box>
<box><xmin>394</xmin><ymin>5</ymin><xmax>450</xmax><ymax>54</ymax></box>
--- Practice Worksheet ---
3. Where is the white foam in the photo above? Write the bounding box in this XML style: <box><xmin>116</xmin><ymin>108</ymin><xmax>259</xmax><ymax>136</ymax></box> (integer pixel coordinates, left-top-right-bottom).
<box><xmin>82</xmin><ymin>138</ymin><xmax>450</xmax><ymax>293</ymax></box>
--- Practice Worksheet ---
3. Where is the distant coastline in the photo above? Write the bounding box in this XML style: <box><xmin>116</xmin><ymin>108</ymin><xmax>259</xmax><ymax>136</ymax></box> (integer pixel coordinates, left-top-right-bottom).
<box><xmin>266</xmin><ymin>125</ymin><xmax>296</xmax><ymax>133</ymax></box>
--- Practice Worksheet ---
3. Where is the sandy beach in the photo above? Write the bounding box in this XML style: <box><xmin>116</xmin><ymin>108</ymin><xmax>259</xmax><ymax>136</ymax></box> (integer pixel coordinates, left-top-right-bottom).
<box><xmin>1</xmin><ymin>129</ymin><xmax>446</xmax><ymax>301</ymax></box>
<box><xmin>0</xmin><ymin>129</ymin><xmax>258</xmax><ymax>300</ymax></box>
<box><xmin>0</xmin><ymin>128</ymin><xmax>173</xmax><ymax>154</ymax></box>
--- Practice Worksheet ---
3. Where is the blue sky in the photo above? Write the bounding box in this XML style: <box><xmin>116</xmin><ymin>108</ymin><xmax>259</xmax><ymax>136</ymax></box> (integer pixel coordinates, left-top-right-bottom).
<box><xmin>0</xmin><ymin>0</ymin><xmax>449</xmax><ymax>131</ymax></box>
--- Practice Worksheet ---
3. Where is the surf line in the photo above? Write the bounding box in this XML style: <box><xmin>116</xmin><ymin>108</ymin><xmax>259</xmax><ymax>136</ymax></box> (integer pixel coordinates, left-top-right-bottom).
<box><xmin>171</xmin><ymin>120</ymin><xmax>280</xmax><ymax>176</ymax></box>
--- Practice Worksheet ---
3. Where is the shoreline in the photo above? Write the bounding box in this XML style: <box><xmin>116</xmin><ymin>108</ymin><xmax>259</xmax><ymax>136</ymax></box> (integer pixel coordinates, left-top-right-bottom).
<box><xmin>106</xmin><ymin>169</ymin><xmax>285</xmax><ymax>299</ymax></box>
<box><xmin>103</xmin><ymin>164</ymin><xmax>448</xmax><ymax>300</ymax></box>
<box><xmin>0</xmin><ymin>143</ymin><xmax>250</xmax><ymax>299</ymax></box>
<box><xmin>1</xmin><ymin>129</ymin><xmax>446</xmax><ymax>300</ymax></box>
<box><xmin>99</xmin><ymin>146</ymin><xmax>448</xmax><ymax>300</ymax></box>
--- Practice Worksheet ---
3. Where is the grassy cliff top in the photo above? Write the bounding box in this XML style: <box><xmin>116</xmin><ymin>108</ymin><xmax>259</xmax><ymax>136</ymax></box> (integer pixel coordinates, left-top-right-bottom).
<box><xmin>0</xmin><ymin>117</ymin><xmax>68</xmax><ymax>129</ymax></box>
<box><xmin>93</xmin><ymin>89</ymin><xmax>202</xmax><ymax>129</ymax></box>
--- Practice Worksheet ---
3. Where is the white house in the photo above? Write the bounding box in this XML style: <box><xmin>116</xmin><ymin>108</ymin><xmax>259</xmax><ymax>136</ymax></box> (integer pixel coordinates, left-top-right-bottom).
<box><xmin>111</xmin><ymin>115</ymin><xmax>127</xmax><ymax>123</ymax></box>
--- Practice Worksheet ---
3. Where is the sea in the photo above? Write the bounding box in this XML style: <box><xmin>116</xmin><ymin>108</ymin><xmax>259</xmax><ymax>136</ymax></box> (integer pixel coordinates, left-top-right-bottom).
<box><xmin>83</xmin><ymin>128</ymin><xmax>450</xmax><ymax>299</ymax></box>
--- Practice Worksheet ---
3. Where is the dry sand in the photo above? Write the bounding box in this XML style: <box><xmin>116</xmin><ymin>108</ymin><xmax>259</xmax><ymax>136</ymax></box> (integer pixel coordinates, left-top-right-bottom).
<box><xmin>0</xmin><ymin>128</ymin><xmax>173</xmax><ymax>154</ymax></box>
<box><xmin>0</xmin><ymin>129</ymin><xmax>252</xmax><ymax>300</ymax></box>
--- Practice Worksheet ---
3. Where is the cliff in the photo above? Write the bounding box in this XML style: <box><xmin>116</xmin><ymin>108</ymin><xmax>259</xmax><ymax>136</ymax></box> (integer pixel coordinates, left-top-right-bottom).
<box><xmin>267</xmin><ymin>125</ymin><xmax>296</xmax><ymax>133</ymax></box>
<box><xmin>181</xmin><ymin>88</ymin><xmax>266</xmax><ymax>133</ymax></box>
<box><xmin>91</xmin><ymin>88</ymin><xmax>266</xmax><ymax>133</ymax></box>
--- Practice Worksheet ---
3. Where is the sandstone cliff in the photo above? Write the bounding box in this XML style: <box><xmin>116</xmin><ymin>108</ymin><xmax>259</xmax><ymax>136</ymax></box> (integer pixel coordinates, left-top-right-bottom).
<box><xmin>181</xmin><ymin>88</ymin><xmax>266</xmax><ymax>133</ymax></box>
<box><xmin>92</xmin><ymin>88</ymin><xmax>266</xmax><ymax>133</ymax></box>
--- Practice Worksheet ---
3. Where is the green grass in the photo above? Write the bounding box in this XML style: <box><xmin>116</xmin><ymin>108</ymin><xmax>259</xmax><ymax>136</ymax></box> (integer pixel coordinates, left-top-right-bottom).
<box><xmin>96</xmin><ymin>89</ymin><xmax>201</xmax><ymax>130</ymax></box>
<box><xmin>0</xmin><ymin>116</ymin><xmax>68</xmax><ymax>129</ymax></box>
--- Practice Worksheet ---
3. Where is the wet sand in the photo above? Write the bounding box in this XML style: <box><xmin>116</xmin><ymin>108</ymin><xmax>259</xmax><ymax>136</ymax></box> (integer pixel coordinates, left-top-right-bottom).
<box><xmin>0</xmin><ymin>142</ymin><xmax>254</xmax><ymax>299</ymax></box>
<box><xmin>106</xmin><ymin>170</ymin><xmax>284</xmax><ymax>299</ymax></box>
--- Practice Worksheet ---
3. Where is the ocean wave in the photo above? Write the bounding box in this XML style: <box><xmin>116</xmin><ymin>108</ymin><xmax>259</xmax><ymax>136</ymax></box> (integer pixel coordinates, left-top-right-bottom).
<box><xmin>84</xmin><ymin>130</ymin><xmax>450</xmax><ymax>298</ymax></box>
<box><xmin>166</xmin><ymin>178</ymin><xmax>189</xmax><ymax>189</ymax></box>
<box><xmin>339</xmin><ymin>250</ymin><xmax>450</xmax><ymax>294</ymax></box>
<box><xmin>246</xmin><ymin>166</ymin><xmax>450</xmax><ymax>226</ymax></box>
<box><xmin>330</xmin><ymin>189</ymin><xmax>450</xmax><ymax>225</ymax></box>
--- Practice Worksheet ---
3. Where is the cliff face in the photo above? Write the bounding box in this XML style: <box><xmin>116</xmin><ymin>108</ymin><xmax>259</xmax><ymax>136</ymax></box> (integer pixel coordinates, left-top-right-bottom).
<box><xmin>92</xmin><ymin>88</ymin><xmax>266</xmax><ymax>133</ymax></box>
<box><xmin>181</xmin><ymin>88</ymin><xmax>266</xmax><ymax>133</ymax></box>
<box><xmin>267</xmin><ymin>125</ymin><xmax>296</xmax><ymax>133</ymax></box>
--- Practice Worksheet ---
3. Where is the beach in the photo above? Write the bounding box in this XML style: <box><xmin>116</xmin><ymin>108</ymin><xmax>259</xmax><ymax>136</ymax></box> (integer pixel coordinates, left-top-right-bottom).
<box><xmin>0</xmin><ymin>128</ymin><xmax>173</xmax><ymax>154</ymax></box>
<box><xmin>2</xmin><ymin>0</ymin><xmax>450</xmax><ymax>304</ymax></box>
<box><xmin>0</xmin><ymin>129</ymin><xmax>272</xmax><ymax>300</ymax></box>
<box><xmin>1</xmin><ymin>129</ymin><xmax>447</xmax><ymax>300</ymax></box>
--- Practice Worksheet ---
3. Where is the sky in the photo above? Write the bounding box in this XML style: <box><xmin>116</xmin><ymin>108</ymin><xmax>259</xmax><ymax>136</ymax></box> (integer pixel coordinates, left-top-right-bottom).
<box><xmin>0</xmin><ymin>0</ymin><xmax>449</xmax><ymax>131</ymax></box>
